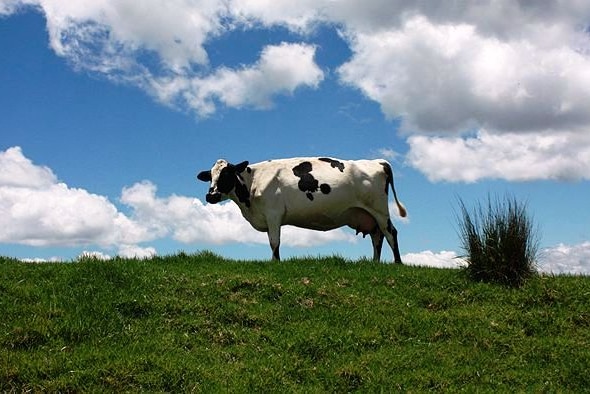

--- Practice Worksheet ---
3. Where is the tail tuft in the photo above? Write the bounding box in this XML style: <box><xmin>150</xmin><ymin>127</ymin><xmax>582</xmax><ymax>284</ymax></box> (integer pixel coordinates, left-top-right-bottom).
<box><xmin>397</xmin><ymin>202</ymin><xmax>407</xmax><ymax>218</ymax></box>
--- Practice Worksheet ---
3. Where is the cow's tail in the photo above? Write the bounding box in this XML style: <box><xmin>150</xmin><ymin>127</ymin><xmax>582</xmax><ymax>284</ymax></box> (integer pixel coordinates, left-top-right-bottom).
<box><xmin>383</xmin><ymin>161</ymin><xmax>407</xmax><ymax>218</ymax></box>
<box><xmin>391</xmin><ymin>183</ymin><xmax>407</xmax><ymax>218</ymax></box>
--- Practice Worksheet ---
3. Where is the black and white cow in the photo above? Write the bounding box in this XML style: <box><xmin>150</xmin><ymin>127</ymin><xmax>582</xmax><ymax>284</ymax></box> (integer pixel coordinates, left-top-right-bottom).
<box><xmin>197</xmin><ymin>157</ymin><xmax>407</xmax><ymax>263</ymax></box>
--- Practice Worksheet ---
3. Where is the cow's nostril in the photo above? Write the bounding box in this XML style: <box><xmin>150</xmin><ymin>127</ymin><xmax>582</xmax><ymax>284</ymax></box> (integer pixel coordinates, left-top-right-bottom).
<box><xmin>206</xmin><ymin>192</ymin><xmax>222</xmax><ymax>204</ymax></box>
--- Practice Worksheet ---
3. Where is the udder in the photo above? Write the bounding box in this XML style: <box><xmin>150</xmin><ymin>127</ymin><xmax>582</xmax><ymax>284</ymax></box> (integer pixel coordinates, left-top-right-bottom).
<box><xmin>344</xmin><ymin>208</ymin><xmax>378</xmax><ymax>237</ymax></box>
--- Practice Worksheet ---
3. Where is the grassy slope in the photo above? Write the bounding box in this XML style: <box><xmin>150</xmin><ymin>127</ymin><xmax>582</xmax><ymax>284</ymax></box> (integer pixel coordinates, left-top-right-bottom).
<box><xmin>1</xmin><ymin>252</ymin><xmax>589</xmax><ymax>392</ymax></box>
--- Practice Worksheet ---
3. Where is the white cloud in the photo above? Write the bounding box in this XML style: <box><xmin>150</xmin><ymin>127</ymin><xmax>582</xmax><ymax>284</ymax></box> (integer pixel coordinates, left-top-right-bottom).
<box><xmin>539</xmin><ymin>242</ymin><xmax>590</xmax><ymax>275</ymax></box>
<box><xmin>164</xmin><ymin>42</ymin><xmax>324</xmax><ymax>116</ymax></box>
<box><xmin>230</xmin><ymin>0</ymin><xmax>320</xmax><ymax>31</ymax></box>
<box><xmin>338</xmin><ymin>15</ymin><xmax>590</xmax><ymax>135</ymax></box>
<box><xmin>38</xmin><ymin>0</ymin><xmax>225</xmax><ymax>71</ymax></box>
<box><xmin>333</xmin><ymin>7</ymin><xmax>590</xmax><ymax>182</ymax></box>
<box><xmin>0</xmin><ymin>0</ymin><xmax>27</xmax><ymax>15</ymax></box>
<box><xmin>117</xmin><ymin>244</ymin><xmax>157</xmax><ymax>259</ymax></box>
<box><xmin>403</xmin><ymin>250</ymin><xmax>466</xmax><ymax>269</ymax></box>
<box><xmin>120</xmin><ymin>180</ymin><xmax>354</xmax><ymax>247</ymax></box>
<box><xmin>407</xmin><ymin>130</ymin><xmax>590</xmax><ymax>182</ymax></box>
<box><xmin>0</xmin><ymin>146</ymin><xmax>57</xmax><ymax>188</ymax></box>
<box><xmin>0</xmin><ymin>147</ymin><xmax>146</xmax><ymax>247</ymax></box>
<box><xmin>3</xmin><ymin>1</ymin><xmax>324</xmax><ymax>117</ymax></box>
<box><xmin>375</xmin><ymin>148</ymin><xmax>400</xmax><ymax>161</ymax></box>
<box><xmin>4</xmin><ymin>1</ymin><xmax>590</xmax><ymax>182</ymax></box>
<box><xmin>120</xmin><ymin>180</ymin><xmax>265</xmax><ymax>245</ymax></box>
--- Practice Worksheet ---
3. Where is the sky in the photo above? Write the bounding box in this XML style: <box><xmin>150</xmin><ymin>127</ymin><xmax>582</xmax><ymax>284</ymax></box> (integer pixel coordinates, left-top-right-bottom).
<box><xmin>1</xmin><ymin>0</ymin><xmax>589</xmax><ymax>273</ymax></box>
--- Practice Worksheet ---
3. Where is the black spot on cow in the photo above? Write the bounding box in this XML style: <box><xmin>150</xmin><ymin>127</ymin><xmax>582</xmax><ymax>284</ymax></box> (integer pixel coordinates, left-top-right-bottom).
<box><xmin>292</xmin><ymin>161</ymin><xmax>331</xmax><ymax>201</ymax></box>
<box><xmin>292</xmin><ymin>162</ymin><xmax>318</xmax><ymax>200</ymax></box>
<box><xmin>235</xmin><ymin>177</ymin><xmax>251</xmax><ymax>208</ymax></box>
<box><xmin>319</xmin><ymin>157</ymin><xmax>345</xmax><ymax>172</ymax></box>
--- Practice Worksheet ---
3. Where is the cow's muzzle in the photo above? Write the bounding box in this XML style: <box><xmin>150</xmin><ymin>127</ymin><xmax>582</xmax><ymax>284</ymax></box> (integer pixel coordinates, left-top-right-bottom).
<box><xmin>205</xmin><ymin>192</ymin><xmax>222</xmax><ymax>204</ymax></box>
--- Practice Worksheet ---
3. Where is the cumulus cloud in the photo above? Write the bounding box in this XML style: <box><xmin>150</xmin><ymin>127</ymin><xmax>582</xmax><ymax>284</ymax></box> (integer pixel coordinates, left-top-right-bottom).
<box><xmin>407</xmin><ymin>130</ymin><xmax>590</xmax><ymax>182</ymax></box>
<box><xmin>37</xmin><ymin>0</ymin><xmax>225</xmax><ymax>71</ymax></box>
<box><xmin>332</xmin><ymin>5</ymin><xmax>590</xmax><ymax>182</ymax></box>
<box><xmin>153</xmin><ymin>42</ymin><xmax>324</xmax><ymax>116</ymax></box>
<box><xmin>120</xmin><ymin>180</ymin><xmax>355</xmax><ymax>247</ymax></box>
<box><xmin>0</xmin><ymin>0</ymin><xmax>25</xmax><ymax>16</ymax></box>
<box><xmin>403</xmin><ymin>250</ymin><xmax>466</xmax><ymax>269</ymax></box>
<box><xmin>4</xmin><ymin>1</ymin><xmax>590</xmax><ymax>182</ymax></box>
<box><xmin>338</xmin><ymin>15</ymin><xmax>590</xmax><ymax>134</ymax></box>
<box><xmin>539</xmin><ymin>242</ymin><xmax>590</xmax><ymax>275</ymax></box>
<box><xmin>3</xmin><ymin>0</ymin><xmax>324</xmax><ymax>117</ymax></box>
<box><xmin>230</xmin><ymin>0</ymin><xmax>320</xmax><ymax>31</ymax></box>
<box><xmin>0</xmin><ymin>146</ymin><xmax>56</xmax><ymax>188</ymax></box>
<box><xmin>117</xmin><ymin>245</ymin><xmax>157</xmax><ymax>259</ymax></box>
<box><xmin>0</xmin><ymin>147</ymin><xmax>145</xmax><ymax>247</ymax></box>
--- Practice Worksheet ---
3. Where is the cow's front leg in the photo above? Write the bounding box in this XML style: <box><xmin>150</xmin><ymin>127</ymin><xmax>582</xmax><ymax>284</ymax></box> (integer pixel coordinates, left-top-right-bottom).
<box><xmin>267</xmin><ymin>224</ymin><xmax>281</xmax><ymax>261</ymax></box>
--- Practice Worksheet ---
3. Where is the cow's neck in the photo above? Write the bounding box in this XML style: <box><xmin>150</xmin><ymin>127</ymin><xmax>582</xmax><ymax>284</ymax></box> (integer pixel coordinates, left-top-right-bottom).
<box><xmin>229</xmin><ymin>172</ymin><xmax>252</xmax><ymax>208</ymax></box>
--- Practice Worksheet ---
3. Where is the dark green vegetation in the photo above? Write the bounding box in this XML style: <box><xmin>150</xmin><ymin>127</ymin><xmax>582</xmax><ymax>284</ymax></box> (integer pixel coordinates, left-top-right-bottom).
<box><xmin>1</xmin><ymin>252</ymin><xmax>589</xmax><ymax>392</ymax></box>
<box><xmin>457</xmin><ymin>195</ymin><xmax>539</xmax><ymax>287</ymax></box>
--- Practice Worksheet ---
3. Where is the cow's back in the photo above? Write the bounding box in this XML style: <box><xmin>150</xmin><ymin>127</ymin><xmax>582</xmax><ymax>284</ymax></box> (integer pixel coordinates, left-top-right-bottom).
<box><xmin>247</xmin><ymin>157</ymin><xmax>389</xmax><ymax>230</ymax></box>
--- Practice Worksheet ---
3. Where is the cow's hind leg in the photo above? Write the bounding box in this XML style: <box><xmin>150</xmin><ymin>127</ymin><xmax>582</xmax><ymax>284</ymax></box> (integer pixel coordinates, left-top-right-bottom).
<box><xmin>375</xmin><ymin>215</ymin><xmax>403</xmax><ymax>264</ymax></box>
<box><xmin>370</xmin><ymin>228</ymin><xmax>384</xmax><ymax>262</ymax></box>
<box><xmin>267</xmin><ymin>223</ymin><xmax>281</xmax><ymax>261</ymax></box>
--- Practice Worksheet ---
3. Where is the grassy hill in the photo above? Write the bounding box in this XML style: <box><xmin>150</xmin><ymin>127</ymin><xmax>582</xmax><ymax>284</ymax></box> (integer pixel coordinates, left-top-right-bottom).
<box><xmin>1</xmin><ymin>252</ymin><xmax>589</xmax><ymax>392</ymax></box>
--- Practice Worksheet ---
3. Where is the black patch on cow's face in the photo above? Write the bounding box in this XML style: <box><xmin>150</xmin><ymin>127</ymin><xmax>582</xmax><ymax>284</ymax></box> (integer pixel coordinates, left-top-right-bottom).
<box><xmin>292</xmin><ymin>161</ymin><xmax>331</xmax><ymax>201</ymax></box>
<box><xmin>201</xmin><ymin>159</ymin><xmax>251</xmax><ymax>207</ymax></box>
<box><xmin>319</xmin><ymin>157</ymin><xmax>345</xmax><ymax>172</ymax></box>
<box><xmin>216</xmin><ymin>166</ymin><xmax>236</xmax><ymax>194</ymax></box>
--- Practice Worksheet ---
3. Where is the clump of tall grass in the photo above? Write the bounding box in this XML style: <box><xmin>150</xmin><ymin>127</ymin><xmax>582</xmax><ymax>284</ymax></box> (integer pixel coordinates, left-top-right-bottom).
<box><xmin>456</xmin><ymin>195</ymin><xmax>539</xmax><ymax>287</ymax></box>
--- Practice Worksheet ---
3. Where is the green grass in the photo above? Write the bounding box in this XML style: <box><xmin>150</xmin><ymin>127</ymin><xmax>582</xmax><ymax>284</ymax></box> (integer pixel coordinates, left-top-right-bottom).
<box><xmin>1</xmin><ymin>252</ymin><xmax>589</xmax><ymax>392</ymax></box>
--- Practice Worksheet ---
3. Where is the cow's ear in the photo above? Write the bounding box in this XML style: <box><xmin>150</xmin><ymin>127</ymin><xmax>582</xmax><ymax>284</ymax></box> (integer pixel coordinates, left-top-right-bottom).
<box><xmin>235</xmin><ymin>161</ymin><xmax>249</xmax><ymax>173</ymax></box>
<box><xmin>197</xmin><ymin>170</ymin><xmax>212</xmax><ymax>182</ymax></box>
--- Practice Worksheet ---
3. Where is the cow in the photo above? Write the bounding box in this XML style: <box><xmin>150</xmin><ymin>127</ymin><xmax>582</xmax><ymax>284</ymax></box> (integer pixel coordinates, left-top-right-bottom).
<box><xmin>197</xmin><ymin>157</ymin><xmax>407</xmax><ymax>263</ymax></box>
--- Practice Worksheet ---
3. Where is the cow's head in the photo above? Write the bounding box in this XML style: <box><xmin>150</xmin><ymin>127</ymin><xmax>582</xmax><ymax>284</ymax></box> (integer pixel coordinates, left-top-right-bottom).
<box><xmin>197</xmin><ymin>159</ymin><xmax>250</xmax><ymax>205</ymax></box>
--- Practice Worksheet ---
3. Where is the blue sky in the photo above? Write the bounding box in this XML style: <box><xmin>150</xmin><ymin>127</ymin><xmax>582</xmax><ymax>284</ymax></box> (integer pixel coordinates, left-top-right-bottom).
<box><xmin>1</xmin><ymin>1</ymin><xmax>590</xmax><ymax>273</ymax></box>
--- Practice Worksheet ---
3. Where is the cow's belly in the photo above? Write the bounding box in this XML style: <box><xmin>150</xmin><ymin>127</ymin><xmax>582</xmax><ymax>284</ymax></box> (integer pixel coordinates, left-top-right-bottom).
<box><xmin>284</xmin><ymin>207</ymin><xmax>378</xmax><ymax>234</ymax></box>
